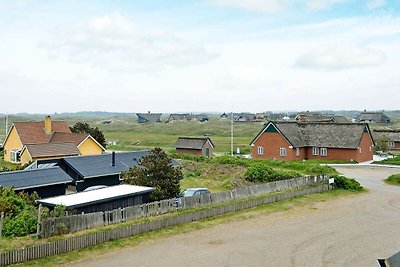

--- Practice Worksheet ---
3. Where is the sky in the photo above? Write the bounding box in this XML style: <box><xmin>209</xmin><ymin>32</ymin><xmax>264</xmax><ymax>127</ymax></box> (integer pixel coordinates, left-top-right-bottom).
<box><xmin>0</xmin><ymin>0</ymin><xmax>399</xmax><ymax>114</ymax></box>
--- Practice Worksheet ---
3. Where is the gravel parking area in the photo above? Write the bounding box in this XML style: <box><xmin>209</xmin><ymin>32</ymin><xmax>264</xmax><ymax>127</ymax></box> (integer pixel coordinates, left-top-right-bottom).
<box><xmin>67</xmin><ymin>167</ymin><xmax>400</xmax><ymax>267</ymax></box>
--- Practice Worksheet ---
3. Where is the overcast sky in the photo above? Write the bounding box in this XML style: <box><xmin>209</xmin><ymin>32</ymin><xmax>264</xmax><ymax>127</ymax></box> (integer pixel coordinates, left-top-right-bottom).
<box><xmin>1</xmin><ymin>0</ymin><xmax>399</xmax><ymax>114</ymax></box>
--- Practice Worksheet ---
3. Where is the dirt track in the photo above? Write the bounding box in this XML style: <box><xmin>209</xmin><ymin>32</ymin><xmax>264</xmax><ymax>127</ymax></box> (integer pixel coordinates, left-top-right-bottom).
<box><xmin>67</xmin><ymin>167</ymin><xmax>400</xmax><ymax>267</ymax></box>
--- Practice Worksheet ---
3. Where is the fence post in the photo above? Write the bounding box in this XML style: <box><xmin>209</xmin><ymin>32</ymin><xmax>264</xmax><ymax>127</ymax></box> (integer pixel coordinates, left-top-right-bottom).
<box><xmin>0</xmin><ymin>212</ymin><xmax>4</xmax><ymax>240</ymax></box>
<box><xmin>36</xmin><ymin>204</ymin><xmax>42</xmax><ymax>238</ymax></box>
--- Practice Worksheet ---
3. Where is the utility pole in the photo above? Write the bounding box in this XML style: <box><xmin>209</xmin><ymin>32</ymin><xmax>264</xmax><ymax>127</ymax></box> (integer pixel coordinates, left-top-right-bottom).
<box><xmin>231</xmin><ymin>111</ymin><xmax>234</xmax><ymax>156</ymax></box>
<box><xmin>5</xmin><ymin>114</ymin><xmax>8</xmax><ymax>137</ymax></box>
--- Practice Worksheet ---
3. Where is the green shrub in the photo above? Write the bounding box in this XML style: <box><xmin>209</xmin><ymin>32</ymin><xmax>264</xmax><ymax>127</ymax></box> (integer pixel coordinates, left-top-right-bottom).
<box><xmin>332</xmin><ymin>175</ymin><xmax>363</xmax><ymax>191</ymax></box>
<box><xmin>384</xmin><ymin>174</ymin><xmax>400</xmax><ymax>186</ymax></box>
<box><xmin>244</xmin><ymin>163</ymin><xmax>300</xmax><ymax>183</ymax></box>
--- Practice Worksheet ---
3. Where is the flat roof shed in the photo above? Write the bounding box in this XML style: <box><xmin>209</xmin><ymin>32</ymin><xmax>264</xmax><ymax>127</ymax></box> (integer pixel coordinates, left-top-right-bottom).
<box><xmin>37</xmin><ymin>184</ymin><xmax>154</xmax><ymax>213</ymax></box>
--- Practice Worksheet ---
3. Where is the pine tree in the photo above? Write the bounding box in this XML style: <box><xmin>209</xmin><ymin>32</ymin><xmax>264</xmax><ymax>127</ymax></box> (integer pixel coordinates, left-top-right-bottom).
<box><xmin>122</xmin><ymin>147</ymin><xmax>182</xmax><ymax>201</ymax></box>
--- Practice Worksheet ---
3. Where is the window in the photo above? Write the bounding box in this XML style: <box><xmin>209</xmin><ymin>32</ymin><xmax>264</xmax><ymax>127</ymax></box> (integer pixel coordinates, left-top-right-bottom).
<box><xmin>10</xmin><ymin>149</ymin><xmax>21</xmax><ymax>163</ymax></box>
<box><xmin>257</xmin><ymin>146</ymin><xmax>264</xmax><ymax>155</ymax></box>
<box><xmin>359</xmin><ymin>147</ymin><xmax>362</xmax><ymax>154</ymax></box>
<box><xmin>388</xmin><ymin>141</ymin><xmax>395</xmax><ymax>148</ymax></box>
<box><xmin>296</xmin><ymin>148</ymin><xmax>300</xmax><ymax>157</ymax></box>
<box><xmin>312</xmin><ymin>147</ymin><xmax>319</xmax><ymax>156</ymax></box>
<box><xmin>321</xmin><ymin>147</ymin><xmax>327</xmax><ymax>157</ymax></box>
<box><xmin>280</xmin><ymin>147</ymin><xmax>286</xmax><ymax>157</ymax></box>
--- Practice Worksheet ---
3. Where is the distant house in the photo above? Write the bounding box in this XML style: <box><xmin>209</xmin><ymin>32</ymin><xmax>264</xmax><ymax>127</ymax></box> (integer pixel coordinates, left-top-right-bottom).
<box><xmin>234</xmin><ymin>113</ymin><xmax>260</xmax><ymax>122</ymax></box>
<box><xmin>0</xmin><ymin>167</ymin><xmax>72</xmax><ymax>198</ymax></box>
<box><xmin>295</xmin><ymin>112</ymin><xmax>349</xmax><ymax>123</ymax></box>
<box><xmin>136</xmin><ymin>112</ymin><xmax>162</xmax><ymax>123</ymax></box>
<box><xmin>167</xmin><ymin>114</ymin><xmax>190</xmax><ymax>122</ymax></box>
<box><xmin>193</xmin><ymin>114</ymin><xmax>209</xmax><ymax>122</ymax></box>
<box><xmin>373</xmin><ymin>130</ymin><xmax>400</xmax><ymax>150</ymax></box>
<box><xmin>176</xmin><ymin>137</ymin><xmax>215</xmax><ymax>157</ymax></box>
<box><xmin>220</xmin><ymin>112</ymin><xmax>228</xmax><ymax>119</ymax></box>
<box><xmin>2</xmin><ymin>116</ymin><xmax>105</xmax><ymax>165</ymax></box>
<box><xmin>354</xmin><ymin>111</ymin><xmax>391</xmax><ymax>123</ymax></box>
<box><xmin>37</xmin><ymin>184</ymin><xmax>154</xmax><ymax>213</ymax></box>
<box><xmin>250</xmin><ymin>121</ymin><xmax>374</xmax><ymax>162</ymax></box>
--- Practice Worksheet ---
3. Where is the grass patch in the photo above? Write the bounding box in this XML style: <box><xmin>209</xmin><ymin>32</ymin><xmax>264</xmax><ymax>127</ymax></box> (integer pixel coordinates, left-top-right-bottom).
<box><xmin>17</xmin><ymin>189</ymin><xmax>362</xmax><ymax>266</ymax></box>
<box><xmin>374</xmin><ymin>156</ymin><xmax>400</xmax><ymax>165</ymax></box>
<box><xmin>384</xmin><ymin>174</ymin><xmax>400</xmax><ymax>186</ymax></box>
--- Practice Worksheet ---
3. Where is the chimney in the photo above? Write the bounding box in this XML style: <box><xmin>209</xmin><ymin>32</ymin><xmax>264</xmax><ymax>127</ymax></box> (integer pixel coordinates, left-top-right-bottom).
<box><xmin>44</xmin><ymin>116</ymin><xmax>52</xmax><ymax>134</ymax></box>
<box><xmin>112</xmin><ymin>151</ymin><xmax>116</xmax><ymax>167</ymax></box>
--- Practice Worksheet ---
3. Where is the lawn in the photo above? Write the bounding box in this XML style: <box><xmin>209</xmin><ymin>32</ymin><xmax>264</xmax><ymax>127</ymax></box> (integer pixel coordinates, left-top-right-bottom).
<box><xmin>384</xmin><ymin>174</ymin><xmax>400</xmax><ymax>186</ymax></box>
<box><xmin>373</xmin><ymin>156</ymin><xmax>400</xmax><ymax>165</ymax></box>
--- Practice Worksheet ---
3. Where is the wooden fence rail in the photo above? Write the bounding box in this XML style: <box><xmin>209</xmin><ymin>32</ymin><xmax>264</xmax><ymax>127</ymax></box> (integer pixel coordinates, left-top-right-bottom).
<box><xmin>0</xmin><ymin>184</ymin><xmax>329</xmax><ymax>266</ymax></box>
<box><xmin>39</xmin><ymin>175</ymin><xmax>328</xmax><ymax>237</ymax></box>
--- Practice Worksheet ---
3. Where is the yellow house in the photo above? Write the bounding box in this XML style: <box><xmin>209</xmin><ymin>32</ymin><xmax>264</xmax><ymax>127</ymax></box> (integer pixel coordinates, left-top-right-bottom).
<box><xmin>2</xmin><ymin>116</ymin><xmax>105</xmax><ymax>165</ymax></box>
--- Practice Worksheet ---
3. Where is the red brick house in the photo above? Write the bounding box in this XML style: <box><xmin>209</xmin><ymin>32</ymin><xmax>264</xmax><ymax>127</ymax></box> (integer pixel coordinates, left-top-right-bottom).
<box><xmin>250</xmin><ymin>121</ymin><xmax>375</xmax><ymax>162</ymax></box>
<box><xmin>373</xmin><ymin>130</ymin><xmax>400</xmax><ymax>150</ymax></box>
<box><xmin>175</xmin><ymin>137</ymin><xmax>215</xmax><ymax>157</ymax></box>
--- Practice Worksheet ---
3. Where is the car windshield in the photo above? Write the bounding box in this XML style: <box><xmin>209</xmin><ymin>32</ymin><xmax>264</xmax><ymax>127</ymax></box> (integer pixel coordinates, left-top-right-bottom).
<box><xmin>181</xmin><ymin>189</ymin><xmax>197</xmax><ymax>197</ymax></box>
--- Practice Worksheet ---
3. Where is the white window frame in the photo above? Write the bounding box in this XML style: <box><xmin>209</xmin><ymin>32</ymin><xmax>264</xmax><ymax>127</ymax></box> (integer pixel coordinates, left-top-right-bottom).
<box><xmin>257</xmin><ymin>146</ymin><xmax>263</xmax><ymax>155</ymax></box>
<box><xmin>280</xmin><ymin>147</ymin><xmax>286</xmax><ymax>157</ymax></box>
<box><xmin>296</xmin><ymin>148</ymin><xmax>300</xmax><ymax>157</ymax></box>
<box><xmin>321</xmin><ymin>147</ymin><xmax>327</xmax><ymax>157</ymax></box>
<box><xmin>10</xmin><ymin>149</ymin><xmax>21</xmax><ymax>163</ymax></box>
<box><xmin>312</xmin><ymin>147</ymin><xmax>319</xmax><ymax>156</ymax></box>
<box><xmin>359</xmin><ymin>147</ymin><xmax>362</xmax><ymax>154</ymax></box>
<box><xmin>388</xmin><ymin>141</ymin><xmax>395</xmax><ymax>148</ymax></box>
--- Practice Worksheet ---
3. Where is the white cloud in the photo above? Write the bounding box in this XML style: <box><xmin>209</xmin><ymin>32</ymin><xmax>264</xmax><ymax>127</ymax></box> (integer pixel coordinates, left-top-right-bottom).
<box><xmin>366</xmin><ymin>0</ymin><xmax>386</xmax><ymax>10</ymax></box>
<box><xmin>209</xmin><ymin>0</ymin><xmax>290</xmax><ymax>13</ymax></box>
<box><xmin>42</xmin><ymin>13</ymin><xmax>216</xmax><ymax>72</ymax></box>
<box><xmin>296</xmin><ymin>45</ymin><xmax>386</xmax><ymax>70</ymax></box>
<box><xmin>305</xmin><ymin>0</ymin><xmax>349</xmax><ymax>11</ymax></box>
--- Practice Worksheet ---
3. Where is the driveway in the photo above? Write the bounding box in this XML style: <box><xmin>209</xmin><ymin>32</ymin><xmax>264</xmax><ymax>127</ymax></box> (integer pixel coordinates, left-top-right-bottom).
<box><xmin>67</xmin><ymin>167</ymin><xmax>400</xmax><ymax>267</ymax></box>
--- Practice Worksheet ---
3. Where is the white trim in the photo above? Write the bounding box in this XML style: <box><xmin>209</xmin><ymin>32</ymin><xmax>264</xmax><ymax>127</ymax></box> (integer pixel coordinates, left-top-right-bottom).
<box><xmin>321</xmin><ymin>147</ymin><xmax>327</xmax><ymax>157</ymax></box>
<box><xmin>280</xmin><ymin>147</ymin><xmax>286</xmax><ymax>157</ymax></box>
<box><xmin>257</xmin><ymin>146</ymin><xmax>264</xmax><ymax>155</ymax></box>
<box><xmin>312</xmin><ymin>147</ymin><xmax>319</xmax><ymax>156</ymax></box>
<box><xmin>77</xmin><ymin>134</ymin><xmax>106</xmax><ymax>151</ymax></box>
<box><xmin>205</xmin><ymin>139</ymin><xmax>215</xmax><ymax>148</ymax></box>
<box><xmin>296</xmin><ymin>148</ymin><xmax>300</xmax><ymax>157</ymax></box>
<box><xmin>2</xmin><ymin>124</ymin><xmax>15</xmax><ymax>146</ymax></box>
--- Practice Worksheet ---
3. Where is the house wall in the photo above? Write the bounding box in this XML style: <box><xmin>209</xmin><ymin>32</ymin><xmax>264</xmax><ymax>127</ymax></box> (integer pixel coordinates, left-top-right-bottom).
<box><xmin>201</xmin><ymin>142</ymin><xmax>214</xmax><ymax>157</ymax></box>
<box><xmin>72</xmin><ymin>193</ymin><xmax>151</xmax><ymax>213</ymax></box>
<box><xmin>20</xmin><ymin>149</ymin><xmax>32</xmax><ymax>166</ymax></box>
<box><xmin>76</xmin><ymin>174</ymin><xmax>121</xmax><ymax>192</ymax></box>
<box><xmin>251</xmin><ymin>132</ymin><xmax>300</xmax><ymax>161</ymax></box>
<box><xmin>355</xmin><ymin>132</ymin><xmax>374</xmax><ymax>162</ymax></box>
<box><xmin>3</xmin><ymin>126</ymin><xmax>23</xmax><ymax>162</ymax></box>
<box><xmin>176</xmin><ymin>148</ymin><xmax>203</xmax><ymax>156</ymax></box>
<box><xmin>389</xmin><ymin>141</ymin><xmax>400</xmax><ymax>150</ymax></box>
<box><xmin>17</xmin><ymin>184</ymin><xmax>67</xmax><ymax>199</ymax></box>
<box><xmin>78</xmin><ymin>138</ymin><xmax>103</xmax><ymax>156</ymax></box>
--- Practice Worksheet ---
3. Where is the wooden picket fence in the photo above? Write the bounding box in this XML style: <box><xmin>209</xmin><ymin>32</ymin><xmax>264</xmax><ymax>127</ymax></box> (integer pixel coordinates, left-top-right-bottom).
<box><xmin>40</xmin><ymin>175</ymin><xmax>328</xmax><ymax>237</ymax></box>
<box><xmin>0</xmin><ymin>184</ymin><xmax>329</xmax><ymax>266</ymax></box>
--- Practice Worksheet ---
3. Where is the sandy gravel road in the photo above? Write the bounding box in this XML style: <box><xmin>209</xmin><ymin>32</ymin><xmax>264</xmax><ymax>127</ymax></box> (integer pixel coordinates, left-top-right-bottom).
<box><xmin>67</xmin><ymin>166</ymin><xmax>400</xmax><ymax>267</ymax></box>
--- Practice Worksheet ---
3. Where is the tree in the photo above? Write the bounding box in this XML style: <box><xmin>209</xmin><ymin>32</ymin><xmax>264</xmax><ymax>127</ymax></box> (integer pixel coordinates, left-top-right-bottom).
<box><xmin>374</xmin><ymin>135</ymin><xmax>389</xmax><ymax>152</ymax></box>
<box><xmin>70</xmin><ymin>122</ymin><xmax>107</xmax><ymax>149</ymax></box>
<box><xmin>122</xmin><ymin>147</ymin><xmax>183</xmax><ymax>201</ymax></box>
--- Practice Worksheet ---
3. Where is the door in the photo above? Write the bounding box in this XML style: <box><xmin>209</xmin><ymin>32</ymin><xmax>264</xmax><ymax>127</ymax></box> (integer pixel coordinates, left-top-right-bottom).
<box><xmin>205</xmin><ymin>147</ymin><xmax>210</xmax><ymax>157</ymax></box>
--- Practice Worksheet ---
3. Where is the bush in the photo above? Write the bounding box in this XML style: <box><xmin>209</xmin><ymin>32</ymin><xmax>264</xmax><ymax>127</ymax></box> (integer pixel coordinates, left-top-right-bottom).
<box><xmin>244</xmin><ymin>163</ymin><xmax>300</xmax><ymax>183</ymax></box>
<box><xmin>332</xmin><ymin>175</ymin><xmax>363</xmax><ymax>191</ymax></box>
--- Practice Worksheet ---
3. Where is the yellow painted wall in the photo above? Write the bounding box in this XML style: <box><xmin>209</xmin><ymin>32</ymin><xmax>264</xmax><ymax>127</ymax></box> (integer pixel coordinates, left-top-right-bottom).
<box><xmin>20</xmin><ymin>149</ymin><xmax>32</xmax><ymax>165</ymax></box>
<box><xmin>78</xmin><ymin>137</ymin><xmax>103</xmax><ymax>155</ymax></box>
<box><xmin>3</xmin><ymin>126</ymin><xmax>23</xmax><ymax>162</ymax></box>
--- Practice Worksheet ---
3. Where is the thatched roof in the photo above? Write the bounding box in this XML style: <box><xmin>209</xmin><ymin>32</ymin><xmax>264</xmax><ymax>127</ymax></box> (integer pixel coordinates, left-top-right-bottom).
<box><xmin>176</xmin><ymin>137</ymin><xmax>215</xmax><ymax>150</ymax></box>
<box><xmin>136</xmin><ymin>113</ymin><xmax>162</xmax><ymax>123</ymax></box>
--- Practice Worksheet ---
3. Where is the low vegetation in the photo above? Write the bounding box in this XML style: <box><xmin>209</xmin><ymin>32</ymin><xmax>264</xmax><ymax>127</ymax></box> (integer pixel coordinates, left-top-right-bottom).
<box><xmin>373</xmin><ymin>156</ymin><xmax>400</xmax><ymax>165</ymax></box>
<box><xmin>331</xmin><ymin>175</ymin><xmax>364</xmax><ymax>191</ymax></box>
<box><xmin>384</xmin><ymin>174</ymin><xmax>400</xmax><ymax>186</ymax></box>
